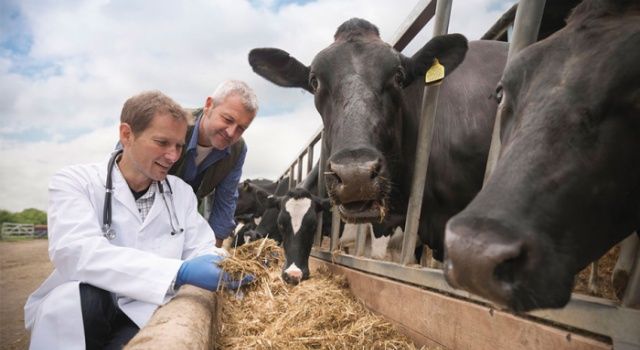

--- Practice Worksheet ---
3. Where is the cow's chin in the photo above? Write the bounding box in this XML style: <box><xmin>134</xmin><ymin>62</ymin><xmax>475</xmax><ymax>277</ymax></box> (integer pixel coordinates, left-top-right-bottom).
<box><xmin>338</xmin><ymin>200</ymin><xmax>386</xmax><ymax>223</ymax></box>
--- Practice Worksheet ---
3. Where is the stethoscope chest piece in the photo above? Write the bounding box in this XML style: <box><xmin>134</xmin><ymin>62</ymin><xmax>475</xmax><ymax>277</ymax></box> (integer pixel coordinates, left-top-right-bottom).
<box><xmin>103</xmin><ymin>226</ymin><xmax>116</xmax><ymax>240</ymax></box>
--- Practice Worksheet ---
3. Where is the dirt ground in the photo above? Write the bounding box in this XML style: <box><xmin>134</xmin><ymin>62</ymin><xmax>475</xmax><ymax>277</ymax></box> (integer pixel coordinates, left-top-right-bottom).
<box><xmin>0</xmin><ymin>239</ymin><xmax>624</xmax><ymax>349</ymax></box>
<box><xmin>0</xmin><ymin>240</ymin><xmax>52</xmax><ymax>350</ymax></box>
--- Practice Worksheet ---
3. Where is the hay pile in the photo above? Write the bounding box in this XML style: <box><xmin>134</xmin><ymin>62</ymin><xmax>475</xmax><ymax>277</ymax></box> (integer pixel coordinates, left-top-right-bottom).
<box><xmin>216</xmin><ymin>239</ymin><xmax>425</xmax><ymax>350</ymax></box>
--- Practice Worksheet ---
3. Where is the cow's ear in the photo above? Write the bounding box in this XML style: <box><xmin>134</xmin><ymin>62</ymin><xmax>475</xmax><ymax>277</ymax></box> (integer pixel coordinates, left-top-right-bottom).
<box><xmin>254</xmin><ymin>189</ymin><xmax>270</xmax><ymax>206</ymax></box>
<box><xmin>264</xmin><ymin>195</ymin><xmax>282</xmax><ymax>209</ymax></box>
<box><xmin>311</xmin><ymin>195</ymin><xmax>331</xmax><ymax>213</ymax></box>
<box><xmin>401</xmin><ymin>33</ymin><xmax>468</xmax><ymax>86</ymax></box>
<box><xmin>249</xmin><ymin>48</ymin><xmax>312</xmax><ymax>92</ymax></box>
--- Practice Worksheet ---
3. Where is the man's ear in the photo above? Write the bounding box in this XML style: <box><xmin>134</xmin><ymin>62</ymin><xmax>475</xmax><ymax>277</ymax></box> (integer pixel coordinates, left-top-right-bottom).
<box><xmin>203</xmin><ymin>96</ymin><xmax>216</xmax><ymax>115</ymax></box>
<box><xmin>119</xmin><ymin>123</ymin><xmax>134</xmax><ymax>146</ymax></box>
<box><xmin>400</xmin><ymin>33</ymin><xmax>468</xmax><ymax>86</ymax></box>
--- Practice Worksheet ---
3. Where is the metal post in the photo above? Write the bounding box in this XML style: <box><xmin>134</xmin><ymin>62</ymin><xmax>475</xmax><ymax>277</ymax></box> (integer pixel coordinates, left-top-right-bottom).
<box><xmin>355</xmin><ymin>224</ymin><xmax>367</xmax><ymax>257</ymax></box>
<box><xmin>483</xmin><ymin>0</ymin><xmax>546</xmax><ymax>183</ymax></box>
<box><xmin>289</xmin><ymin>166</ymin><xmax>295</xmax><ymax>189</ymax></box>
<box><xmin>297</xmin><ymin>155</ymin><xmax>304</xmax><ymax>184</ymax></box>
<box><xmin>307</xmin><ymin>145</ymin><xmax>314</xmax><ymax>175</ymax></box>
<box><xmin>400</xmin><ymin>0</ymin><xmax>453</xmax><ymax>265</ymax></box>
<box><xmin>314</xmin><ymin>134</ymin><xmax>327</xmax><ymax>247</ymax></box>
<box><xmin>330</xmin><ymin>209</ymin><xmax>341</xmax><ymax>252</ymax></box>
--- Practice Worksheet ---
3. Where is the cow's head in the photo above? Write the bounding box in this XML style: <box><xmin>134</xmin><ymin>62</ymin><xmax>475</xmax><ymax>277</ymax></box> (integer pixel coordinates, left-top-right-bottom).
<box><xmin>264</xmin><ymin>188</ymin><xmax>329</xmax><ymax>284</ymax></box>
<box><xmin>444</xmin><ymin>1</ymin><xmax>640</xmax><ymax>311</ymax></box>
<box><xmin>235</xmin><ymin>179</ymin><xmax>273</xmax><ymax>221</ymax></box>
<box><xmin>249</xmin><ymin>18</ymin><xmax>467</xmax><ymax>223</ymax></box>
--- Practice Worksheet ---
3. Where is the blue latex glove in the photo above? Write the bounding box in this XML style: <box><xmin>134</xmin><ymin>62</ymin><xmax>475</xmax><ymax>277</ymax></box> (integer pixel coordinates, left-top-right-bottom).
<box><xmin>175</xmin><ymin>254</ymin><xmax>254</xmax><ymax>291</ymax></box>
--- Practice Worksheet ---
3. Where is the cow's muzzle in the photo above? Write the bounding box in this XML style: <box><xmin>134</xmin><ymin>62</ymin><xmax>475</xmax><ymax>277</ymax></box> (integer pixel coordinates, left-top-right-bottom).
<box><xmin>325</xmin><ymin>148</ymin><xmax>389</xmax><ymax>222</ymax></box>
<box><xmin>443</xmin><ymin>216</ymin><xmax>572</xmax><ymax>312</ymax></box>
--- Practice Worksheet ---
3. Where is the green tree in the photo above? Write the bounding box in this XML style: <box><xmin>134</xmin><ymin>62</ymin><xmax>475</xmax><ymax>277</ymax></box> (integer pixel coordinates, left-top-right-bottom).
<box><xmin>0</xmin><ymin>210</ymin><xmax>16</xmax><ymax>227</ymax></box>
<box><xmin>14</xmin><ymin>208</ymin><xmax>47</xmax><ymax>225</ymax></box>
<box><xmin>0</xmin><ymin>208</ymin><xmax>47</xmax><ymax>226</ymax></box>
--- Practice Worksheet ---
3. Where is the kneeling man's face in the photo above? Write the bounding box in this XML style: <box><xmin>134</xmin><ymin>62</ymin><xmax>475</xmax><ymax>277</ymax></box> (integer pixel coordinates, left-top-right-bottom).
<box><xmin>124</xmin><ymin>113</ymin><xmax>187</xmax><ymax>182</ymax></box>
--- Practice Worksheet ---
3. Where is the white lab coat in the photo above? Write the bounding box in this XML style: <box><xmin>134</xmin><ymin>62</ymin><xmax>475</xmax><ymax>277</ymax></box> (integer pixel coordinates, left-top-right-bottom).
<box><xmin>24</xmin><ymin>154</ymin><xmax>226</xmax><ymax>349</ymax></box>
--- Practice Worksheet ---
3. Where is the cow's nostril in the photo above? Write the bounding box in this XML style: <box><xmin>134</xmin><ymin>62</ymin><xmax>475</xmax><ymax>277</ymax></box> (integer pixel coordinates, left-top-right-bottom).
<box><xmin>494</xmin><ymin>248</ymin><xmax>528</xmax><ymax>285</ymax></box>
<box><xmin>325</xmin><ymin>162</ymin><xmax>343</xmax><ymax>184</ymax></box>
<box><xmin>370</xmin><ymin>159</ymin><xmax>382</xmax><ymax>179</ymax></box>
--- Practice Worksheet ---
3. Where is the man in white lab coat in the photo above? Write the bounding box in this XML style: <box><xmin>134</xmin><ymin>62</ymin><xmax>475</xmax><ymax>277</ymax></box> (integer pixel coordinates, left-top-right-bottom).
<box><xmin>24</xmin><ymin>91</ymin><xmax>251</xmax><ymax>350</ymax></box>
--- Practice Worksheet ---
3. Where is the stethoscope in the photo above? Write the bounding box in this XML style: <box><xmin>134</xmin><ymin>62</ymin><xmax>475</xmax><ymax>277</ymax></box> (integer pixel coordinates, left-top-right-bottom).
<box><xmin>102</xmin><ymin>149</ymin><xmax>184</xmax><ymax>240</ymax></box>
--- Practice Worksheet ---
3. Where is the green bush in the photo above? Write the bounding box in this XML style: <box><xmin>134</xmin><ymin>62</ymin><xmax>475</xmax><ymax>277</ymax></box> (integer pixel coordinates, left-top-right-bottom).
<box><xmin>0</xmin><ymin>208</ymin><xmax>47</xmax><ymax>226</ymax></box>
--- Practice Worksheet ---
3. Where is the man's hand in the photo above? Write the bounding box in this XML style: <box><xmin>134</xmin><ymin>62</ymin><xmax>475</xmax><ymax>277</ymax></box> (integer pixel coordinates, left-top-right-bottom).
<box><xmin>215</xmin><ymin>238</ymin><xmax>224</xmax><ymax>248</ymax></box>
<box><xmin>175</xmin><ymin>254</ymin><xmax>253</xmax><ymax>291</ymax></box>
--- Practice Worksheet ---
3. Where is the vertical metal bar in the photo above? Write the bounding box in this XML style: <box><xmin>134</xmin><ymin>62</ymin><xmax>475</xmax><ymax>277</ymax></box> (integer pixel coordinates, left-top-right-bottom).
<box><xmin>401</xmin><ymin>0</ymin><xmax>453</xmax><ymax>265</ymax></box>
<box><xmin>507</xmin><ymin>0</ymin><xmax>546</xmax><ymax>60</ymax></box>
<box><xmin>307</xmin><ymin>145</ymin><xmax>314</xmax><ymax>175</ymax></box>
<box><xmin>297</xmin><ymin>155</ymin><xmax>304</xmax><ymax>184</ymax></box>
<box><xmin>289</xmin><ymin>166</ymin><xmax>295</xmax><ymax>189</ymax></box>
<box><xmin>314</xmin><ymin>135</ymin><xmax>328</xmax><ymax>247</ymax></box>
<box><xmin>330</xmin><ymin>209</ymin><xmax>341</xmax><ymax>252</ymax></box>
<box><xmin>355</xmin><ymin>224</ymin><xmax>367</xmax><ymax>257</ymax></box>
<box><xmin>483</xmin><ymin>0</ymin><xmax>546</xmax><ymax>183</ymax></box>
<box><xmin>317</xmin><ymin>134</ymin><xmax>327</xmax><ymax>198</ymax></box>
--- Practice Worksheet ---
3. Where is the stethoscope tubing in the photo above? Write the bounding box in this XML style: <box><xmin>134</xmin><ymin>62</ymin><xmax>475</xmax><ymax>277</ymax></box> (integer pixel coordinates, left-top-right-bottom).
<box><xmin>102</xmin><ymin>149</ymin><xmax>183</xmax><ymax>240</ymax></box>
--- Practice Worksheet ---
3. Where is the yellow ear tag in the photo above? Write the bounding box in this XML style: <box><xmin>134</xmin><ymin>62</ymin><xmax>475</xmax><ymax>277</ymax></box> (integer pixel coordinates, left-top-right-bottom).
<box><xmin>425</xmin><ymin>58</ymin><xmax>445</xmax><ymax>86</ymax></box>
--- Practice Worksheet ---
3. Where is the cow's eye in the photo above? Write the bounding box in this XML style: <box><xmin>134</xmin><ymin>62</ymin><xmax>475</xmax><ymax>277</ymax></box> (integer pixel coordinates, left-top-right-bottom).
<box><xmin>309</xmin><ymin>74</ymin><xmax>319</xmax><ymax>92</ymax></box>
<box><xmin>494</xmin><ymin>84</ymin><xmax>504</xmax><ymax>103</ymax></box>
<box><xmin>394</xmin><ymin>68</ymin><xmax>406</xmax><ymax>86</ymax></box>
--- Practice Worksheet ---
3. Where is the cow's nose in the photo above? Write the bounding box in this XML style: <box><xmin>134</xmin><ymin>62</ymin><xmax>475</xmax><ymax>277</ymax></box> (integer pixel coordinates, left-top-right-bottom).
<box><xmin>326</xmin><ymin>148</ymin><xmax>383</xmax><ymax>203</ymax></box>
<box><xmin>282</xmin><ymin>263</ymin><xmax>304</xmax><ymax>285</ymax></box>
<box><xmin>443</xmin><ymin>217</ymin><xmax>529</xmax><ymax>307</ymax></box>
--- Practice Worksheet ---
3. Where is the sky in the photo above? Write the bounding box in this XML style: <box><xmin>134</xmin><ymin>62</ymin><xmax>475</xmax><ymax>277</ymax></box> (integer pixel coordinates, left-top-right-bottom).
<box><xmin>0</xmin><ymin>0</ymin><xmax>516</xmax><ymax>212</ymax></box>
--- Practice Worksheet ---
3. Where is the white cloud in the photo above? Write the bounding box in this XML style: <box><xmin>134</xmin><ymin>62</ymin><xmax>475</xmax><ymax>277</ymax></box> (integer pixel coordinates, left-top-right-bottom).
<box><xmin>0</xmin><ymin>0</ymin><xmax>515</xmax><ymax>212</ymax></box>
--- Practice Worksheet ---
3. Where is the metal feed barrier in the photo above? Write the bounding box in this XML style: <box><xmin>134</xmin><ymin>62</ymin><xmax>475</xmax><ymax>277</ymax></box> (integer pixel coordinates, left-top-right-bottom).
<box><xmin>272</xmin><ymin>0</ymin><xmax>640</xmax><ymax>348</ymax></box>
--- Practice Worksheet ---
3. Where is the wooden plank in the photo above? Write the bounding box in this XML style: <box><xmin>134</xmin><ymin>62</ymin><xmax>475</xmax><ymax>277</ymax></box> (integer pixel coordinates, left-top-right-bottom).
<box><xmin>125</xmin><ymin>285</ymin><xmax>217</xmax><ymax>350</ymax></box>
<box><xmin>309</xmin><ymin>258</ymin><xmax>611</xmax><ymax>350</ymax></box>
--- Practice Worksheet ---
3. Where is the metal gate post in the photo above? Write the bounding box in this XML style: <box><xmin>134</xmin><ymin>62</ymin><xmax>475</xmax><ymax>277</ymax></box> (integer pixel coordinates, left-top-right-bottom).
<box><xmin>483</xmin><ymin>0</ymin><xmax>546</xmax><ymax>183</ymax></box>
<box><xmin>401</xmin><ymin>0</ymin><xmax>453</xmax><ymax>265</ymax></box>
<box><xmin>314</xmin><ymin>133</ymin><xmax>327</xmax><ymax>247</ymax></box>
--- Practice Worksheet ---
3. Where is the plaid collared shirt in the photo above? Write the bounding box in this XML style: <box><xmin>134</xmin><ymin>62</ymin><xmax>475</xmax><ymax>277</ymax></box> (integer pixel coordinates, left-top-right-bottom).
<box><xmin>135</xmin><ymin>182</ymin><xmax>157</xmax><ymax>222</ymax></box>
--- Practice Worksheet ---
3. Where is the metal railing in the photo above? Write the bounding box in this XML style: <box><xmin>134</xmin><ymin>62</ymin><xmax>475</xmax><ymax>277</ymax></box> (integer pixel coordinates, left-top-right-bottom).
<box><xmin>272</xmin><ymin>0</ymin><xmax>640</xmax><ymax>348</ymax></box>
<box><xmin>1</xmin><ymin>222</ymin><xmax>35</xmax><ymax>238</ymax></box>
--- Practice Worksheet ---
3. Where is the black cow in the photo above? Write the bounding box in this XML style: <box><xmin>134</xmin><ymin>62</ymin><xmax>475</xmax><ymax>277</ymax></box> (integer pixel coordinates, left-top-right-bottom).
<box><xmin>249</xmin><ymin>18</ymin><xmax>507</xmax><ymax>261</ymax></box>
<box><xmin>235</xmin><ymin>178</ymin><xmax>277</xmax><ymax>221</ymax></box>
<box><xmin>444</xmin><ymin>0</ymin><xmax>640</xmax><ymax>311</ymax></box>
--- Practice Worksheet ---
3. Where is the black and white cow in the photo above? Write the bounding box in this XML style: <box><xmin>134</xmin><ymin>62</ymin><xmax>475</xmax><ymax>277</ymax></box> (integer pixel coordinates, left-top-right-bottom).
<box><xmin>249</xmin><ymin>19</ymin><xmax>507</xmax><ymax>261</ymax></box>
<box><xmin>444</xmin><ymin>0</ymin><xmax>640</xmax><ymax>311</ymax></box>
<box><xmin>264</xmin><ymin>187</ymin><xmax>330</xmax><ymax>284</ymax></box>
